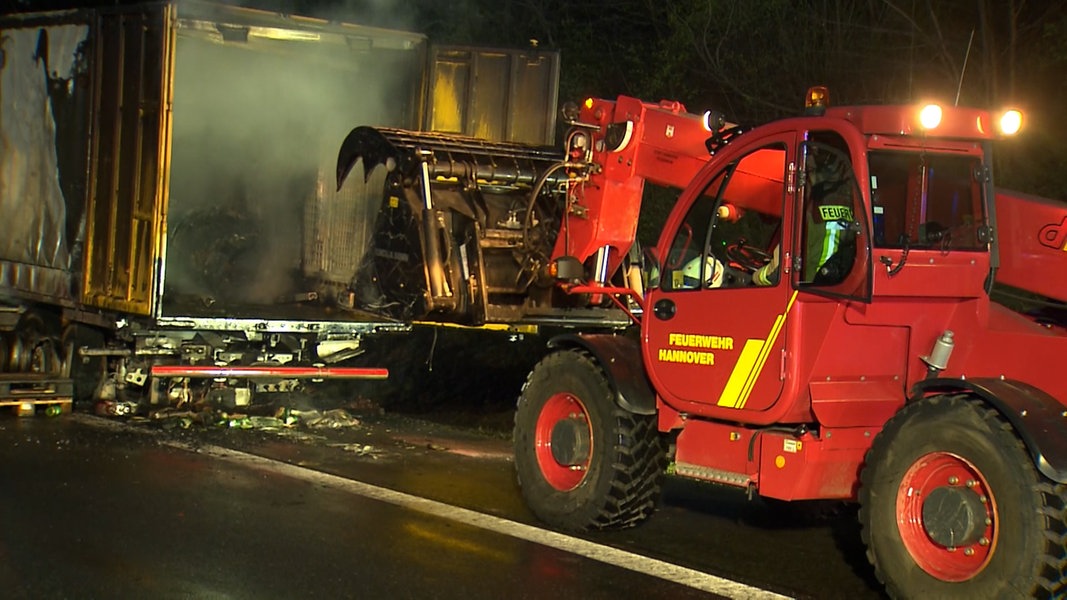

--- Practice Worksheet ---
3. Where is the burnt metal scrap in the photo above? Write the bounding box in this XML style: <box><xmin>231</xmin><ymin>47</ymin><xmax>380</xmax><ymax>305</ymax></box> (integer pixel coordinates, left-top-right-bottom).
<box><xmin>336</xmin><ymin>126</ymin><xmax>581</xmax><ymax>325</ymax></box>
<box><xmin>336</xmin><ymin>126</ymin><xmax>562</xmax><ymax>190</ymax></box>
<box><xmin>168</xmin><ymin>206</ymin><xmax>261</xmax><ymax>304</ymax></box>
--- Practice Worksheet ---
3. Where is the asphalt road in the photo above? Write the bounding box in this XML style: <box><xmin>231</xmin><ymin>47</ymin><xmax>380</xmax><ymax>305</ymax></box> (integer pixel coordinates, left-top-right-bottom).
<box><xmin>0</xmin><ymin>410</ymin><xmax>887</xmax><ymax>599</ymax></box>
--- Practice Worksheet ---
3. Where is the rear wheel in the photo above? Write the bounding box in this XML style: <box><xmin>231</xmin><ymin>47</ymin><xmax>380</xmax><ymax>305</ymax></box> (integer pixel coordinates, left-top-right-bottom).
<box><xmin>514</xmin><ymin>349</ymin><xmax>666</xmax><ymax>531</ymax></box>
<box><xmin>860</xmin><ymin>394</ymin><xmax>1067</xmax><ymax>599</ymax></box>
<box><xmin>0</xmin><ymin>333</ymin><xmax>10</xmax><ymax>373</ymax></box>
<box><xmin>12</xmin><ymin>312</ymin><xmax>60</xmax><ymax>375</ymax></box>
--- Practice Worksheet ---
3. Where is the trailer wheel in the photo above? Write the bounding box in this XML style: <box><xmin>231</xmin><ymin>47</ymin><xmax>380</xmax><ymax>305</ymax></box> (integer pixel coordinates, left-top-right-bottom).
<box><xmin>7</xmin><ymin>329</ymin><xmax>29</xmax><ymax>372</ymax></box>
<box><xmin>0</xmin><ymin>333</ymin><xmax>10</xmax><ymax>373</ymax></box>
<box><xmin>860</xmin><ymin>394</ymin><xmax>1067</xmax><ymax>599</ymax></box>
<box><xmin>514</xmin><ymin>349</ymin><xmax>665</xmax><ymax>531</ymax></box>
<box><xmin>12</xmin><ymin>312</ymin><xmax>60</xmax><ymax>375</ymax></box>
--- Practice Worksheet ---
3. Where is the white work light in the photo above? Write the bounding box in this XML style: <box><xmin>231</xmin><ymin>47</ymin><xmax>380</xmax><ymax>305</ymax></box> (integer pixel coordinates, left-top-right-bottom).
<box><xmin>919</xmin><ymin>104</ymin><xmax>943</xmax><ymax>130</ymax></box>
<box><xmin>998</xmin><ymin>109</ymin><xmax>1023</xmax><ymax>135</ymax></box>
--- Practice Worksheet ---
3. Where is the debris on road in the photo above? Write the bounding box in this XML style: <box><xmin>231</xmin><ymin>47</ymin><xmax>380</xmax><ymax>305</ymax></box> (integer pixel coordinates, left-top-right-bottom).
<box><xmin>106</xmin><ymin>402</ymin><xmax>366</xmax><ymax>435</ymax></box>
<box><xmin>95</xmin><ymin>400</ymin><xmax>139</xmax><ymax>417</ymax></box>
<box><xmin>328</xmin><ymin>442</ymin><xmax>380</xmax><ymax>457</ymax></box>
<box><xmin>297</xmin><ymin>408</ymin><xmax>361</xmax><ymax>429</ymax></box>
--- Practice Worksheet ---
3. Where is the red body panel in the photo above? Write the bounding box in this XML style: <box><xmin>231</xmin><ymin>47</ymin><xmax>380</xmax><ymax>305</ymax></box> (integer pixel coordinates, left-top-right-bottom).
<box><xmin>668</xmin><ymin>415</ymin><xmax>873</xmax><ymax>500</ymax></box>
<box><xmin>672</xmin><ymin>418</ymin><xmax>758</xmax><ymax>487</ymax></box>
<box><xmin>550</xmin><ymin>97</ymin><xmax>711</xmax><ymax>275</ymax></box>
<box><xmin>957</xmin><ymin>305</ymin><xmax>1067</xmax><ymax>402</ymax></box>
<box><xmin>995</xmin><ymin>188</ymin><xmax>1067</xmax><ymax>304</ymax></box>
<box><xmin>824</xmin><ymin>104</ymin><xmax>999</xmax><ymax>140</ymax></box>
<box><xmin>757</xmin><ymin>428</ymin><xmax>871</xmax><ymax>500</ymax></box>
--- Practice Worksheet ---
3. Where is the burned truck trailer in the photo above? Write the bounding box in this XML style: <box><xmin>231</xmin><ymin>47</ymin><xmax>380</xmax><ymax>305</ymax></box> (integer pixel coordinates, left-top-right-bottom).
<box><xmin>0</xmin><ymin>1</ymin><xmax>457</xmax><ymax>407</ymax></box>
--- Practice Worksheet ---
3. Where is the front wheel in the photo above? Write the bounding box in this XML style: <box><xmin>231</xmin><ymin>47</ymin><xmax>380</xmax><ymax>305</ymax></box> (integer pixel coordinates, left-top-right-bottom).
<box><xmin>860</xmin><ymin>394</ymin><xmax>1066</xmax><ymax>599</ymax></box>
<box><xmin>514</xmin><ymin>349</ymin><xmax>666</xmax><ymax>531</ymax></box>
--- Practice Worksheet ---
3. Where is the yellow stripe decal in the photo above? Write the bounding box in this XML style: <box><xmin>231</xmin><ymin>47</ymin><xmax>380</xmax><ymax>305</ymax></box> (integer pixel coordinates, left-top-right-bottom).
<box><xmin>717</xmin><ymin>290</ymin><xmax>799</xmax><ymax>409</ymax></box>
<box><xmin>718</xmin><ymin>339</ymin><xmax>764</xmax><ymax>407</ymax></box>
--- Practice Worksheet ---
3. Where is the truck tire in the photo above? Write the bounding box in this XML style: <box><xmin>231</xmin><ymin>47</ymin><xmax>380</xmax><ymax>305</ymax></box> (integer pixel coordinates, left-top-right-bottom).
<box><xmin>859</xmin><ymin>394</ymin><xmax>1067</xmax><ymax>599</ymax></box>
<box><xmin>13</xmin><ymin>312</ymin><xmax>60</xmax><ymax>375</ymax></box>
<box><xmin>513</xmin><ymin>349</ymin><xmax>665</xmax><ymax>531</ymax></box>
<box><xmin>0</xmin><ymin>333</ymin><xmax>10</xmax><ymax>372</ymax></box>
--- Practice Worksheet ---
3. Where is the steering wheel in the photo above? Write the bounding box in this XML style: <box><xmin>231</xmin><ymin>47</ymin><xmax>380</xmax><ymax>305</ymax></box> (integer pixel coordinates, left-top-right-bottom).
<box><xmin>725</xmin><ymin>239</ymin><xmax>772</xmax><ymax>272</ymax></box>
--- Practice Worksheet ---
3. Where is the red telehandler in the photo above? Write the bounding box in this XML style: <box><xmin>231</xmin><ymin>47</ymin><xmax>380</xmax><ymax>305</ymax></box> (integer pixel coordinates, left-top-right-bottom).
<box><xmin>337</xmin><ymin>90</ymin><xmax>1066</xmax><ymax>598</ymax></box>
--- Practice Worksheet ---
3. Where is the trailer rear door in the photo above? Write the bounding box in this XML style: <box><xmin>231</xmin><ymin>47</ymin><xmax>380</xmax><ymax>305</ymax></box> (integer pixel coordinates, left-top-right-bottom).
<box><xmin>82</xmin><ymin>4</ymin><xmax>172</xmax><ymax>316</ymax></box>
<box><xmin>425</xmin><ymin>45</ymin><xmax>560</xmax><ymax>145</ymax></box>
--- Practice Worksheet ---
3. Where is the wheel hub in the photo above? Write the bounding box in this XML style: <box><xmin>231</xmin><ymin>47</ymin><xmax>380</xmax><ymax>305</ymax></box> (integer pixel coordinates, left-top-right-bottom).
<box><xmin>550</xmin><ymin>417</ymin><xmax>591</xmax><ymax>466</ymax></box>
<box><xmin>896</xmin><ymin>451</ymin><xmax>996</xmax><ymax>582</ymax></box>
<box><xmin>533</xmin><ymin>392</ymin><xmax>593</xmax><ymax>491</ymax></box>
<box><xmin>921</xmin><ymin>485</ymin><xmax>987</xmax><ymax>547</ymax></box>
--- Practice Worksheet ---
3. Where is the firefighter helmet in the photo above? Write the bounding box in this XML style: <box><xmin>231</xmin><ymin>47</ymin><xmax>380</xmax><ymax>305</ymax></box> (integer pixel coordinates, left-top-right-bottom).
<box><xmin>681</xmin><ymin>255</ymin><xmax>724</xmax><ymax>289</ymax></box>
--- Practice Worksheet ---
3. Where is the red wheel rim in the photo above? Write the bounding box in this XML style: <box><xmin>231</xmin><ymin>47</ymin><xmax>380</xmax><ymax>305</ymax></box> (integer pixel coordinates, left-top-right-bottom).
<box><xmin>534</xmin><ymin>392</ymin><xmax>591</xmax><ymax>491</ymax></box>
<box><xmin>896</xmin><ymin>452</ymin><xmax>996</xmax><ymax>582</ymax></box>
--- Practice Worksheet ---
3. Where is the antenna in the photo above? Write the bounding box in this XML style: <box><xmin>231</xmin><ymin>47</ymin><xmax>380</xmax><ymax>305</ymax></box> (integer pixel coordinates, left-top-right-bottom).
<box><xmin>954</xmin><ymin>29</ymin><xmax>975</xmax><ymax>106</ymax></box>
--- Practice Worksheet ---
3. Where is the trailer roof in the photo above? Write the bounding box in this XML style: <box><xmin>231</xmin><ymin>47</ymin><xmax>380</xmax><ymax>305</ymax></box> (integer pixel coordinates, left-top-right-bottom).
<box><xmin>176</xmin><ymin>1</ymin><xmax>426</xmax><ymax>47</ymax></box>
<box><xmin>0</xmin><ymin>1</ymin><xmax>427</xmax><ymax>48</ymax></box>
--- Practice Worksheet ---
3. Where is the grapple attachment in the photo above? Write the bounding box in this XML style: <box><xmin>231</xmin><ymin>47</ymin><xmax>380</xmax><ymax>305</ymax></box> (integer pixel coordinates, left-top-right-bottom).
<box><xmin>336</xmin><ymin>126</ymin><xmax>599</xmax><ymax>325</ymax></box>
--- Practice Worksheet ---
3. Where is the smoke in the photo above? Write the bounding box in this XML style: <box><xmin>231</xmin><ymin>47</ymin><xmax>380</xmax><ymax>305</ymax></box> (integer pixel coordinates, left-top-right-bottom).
<box><xmin>163</xmin><ymin>7</ymin><xmax>424</xmax><ymax>313</ymax></box>
<box><xmin>315</xmin><ymin>1</ymin><xmax>420</xmax><ymax>32</ymax></box>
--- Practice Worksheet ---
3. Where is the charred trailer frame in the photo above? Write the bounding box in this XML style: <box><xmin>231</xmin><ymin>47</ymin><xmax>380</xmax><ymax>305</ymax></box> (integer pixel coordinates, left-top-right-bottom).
<box><xmin>0</xmin><ymin>1</ymin><xmax>437</xmax><ymax>407</ymax></box>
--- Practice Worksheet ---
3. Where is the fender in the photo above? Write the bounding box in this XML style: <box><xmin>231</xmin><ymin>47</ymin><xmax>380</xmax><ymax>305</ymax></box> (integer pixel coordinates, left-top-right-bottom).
<box><xmin>548</xmin><ymin>333</ymin><xmax>656</xmax><ymax>415</ymax></box>
<box><xmin>913</xmin><ymin>377</ymin><xmax>1067</xmax><ymax>483</ymax></box>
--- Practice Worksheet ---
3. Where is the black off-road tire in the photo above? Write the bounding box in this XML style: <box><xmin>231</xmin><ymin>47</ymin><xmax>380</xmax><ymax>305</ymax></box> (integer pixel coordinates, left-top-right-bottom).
<box><xmin>859</xmin><ymin>394</ymin><xmax>1067</xmax><ymax>599</ymax></box>
<box><xmin>514</xmin><ymin>349</ymin><xmax>666</xmax><ymax>531</ymax></box>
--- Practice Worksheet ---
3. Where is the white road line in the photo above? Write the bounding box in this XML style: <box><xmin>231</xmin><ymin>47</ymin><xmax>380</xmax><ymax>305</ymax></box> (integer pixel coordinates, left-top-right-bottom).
<box><xmin>175</xmin><ymin>439</ymin><xmax>792</xmax><ymax>599</ymax></box>
<box><xmin>76</xmin><ymin>415</ymin><xmax>790</xmax><ymax>598</ymax></box>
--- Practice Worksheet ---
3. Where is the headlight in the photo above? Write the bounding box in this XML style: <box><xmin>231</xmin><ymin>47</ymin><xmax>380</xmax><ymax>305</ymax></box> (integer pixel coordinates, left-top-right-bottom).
<box><xmin>998</xmin><ymin>109</ymin><xmax>1023</xmax><ymax>135</ymax></box>
<box><xmin>919</xmin><ymin>104</ymin><xmax>943</xmax><ymax>130</ymax></box>
<box><xmin>703</xmin><ymin>110</ymin><xmax>725</xmax><ymax>132</ymax></box>
<box><xmin>602</xmin><ymin>121</ymin><xmax>634</xmax><ymax>153</ymax></box>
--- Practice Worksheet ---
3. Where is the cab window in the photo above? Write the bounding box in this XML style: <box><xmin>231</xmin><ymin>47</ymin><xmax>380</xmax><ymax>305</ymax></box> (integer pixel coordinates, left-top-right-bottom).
<box><xmin>797</xmin><ymin>133</ymin><xmax>871</xmax><ymax>301</ymax></box>
<box><xmin>869</xmin><ymin>151</ymin><xmax>986</xmax><ymax>250</ymax></box>
<box><xmin>663</xmin><ymin>143</ymin><xmax>786</xmax><ymax>291</ymax></box>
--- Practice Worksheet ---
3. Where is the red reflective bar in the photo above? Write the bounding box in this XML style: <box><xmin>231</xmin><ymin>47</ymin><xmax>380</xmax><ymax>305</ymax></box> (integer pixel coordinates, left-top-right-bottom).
<box><xmin>150</xmin><ymin>365</ymin><xmax>389</xmax><ymax>380</ymax></box>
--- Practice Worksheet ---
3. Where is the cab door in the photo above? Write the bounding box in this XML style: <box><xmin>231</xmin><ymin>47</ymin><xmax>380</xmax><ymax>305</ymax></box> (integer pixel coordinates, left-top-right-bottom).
<box><xmin>642</xmin><ymin>132</ymin><xmax>797</xmax><ymax>416</ymax></box>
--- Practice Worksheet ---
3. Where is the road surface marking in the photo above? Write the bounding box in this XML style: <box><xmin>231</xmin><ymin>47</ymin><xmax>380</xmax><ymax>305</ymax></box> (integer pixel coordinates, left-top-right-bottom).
<box><xmin>79</xmin><ymin>415</ymin><xmax>791</xmax><ymax>599</ymax></box>
<box><xmin>195</xmin><ymin>445</ymin><xmax>789</xmax><ymax>598</ymax></box>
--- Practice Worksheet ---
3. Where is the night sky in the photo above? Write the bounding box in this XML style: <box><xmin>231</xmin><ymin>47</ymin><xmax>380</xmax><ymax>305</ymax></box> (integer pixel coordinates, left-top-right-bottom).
<box><xmin>3</xmin><ymin>0</ymin><xmax>1066</xmax><ymax>198</ymax></box>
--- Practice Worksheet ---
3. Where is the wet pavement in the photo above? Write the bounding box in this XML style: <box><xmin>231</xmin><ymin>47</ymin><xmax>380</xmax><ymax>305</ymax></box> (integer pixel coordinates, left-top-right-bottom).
<box><xmin>0</xmin><ymin>408</ymin><xmax>887</xmax><ymax>599</ymax></box>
